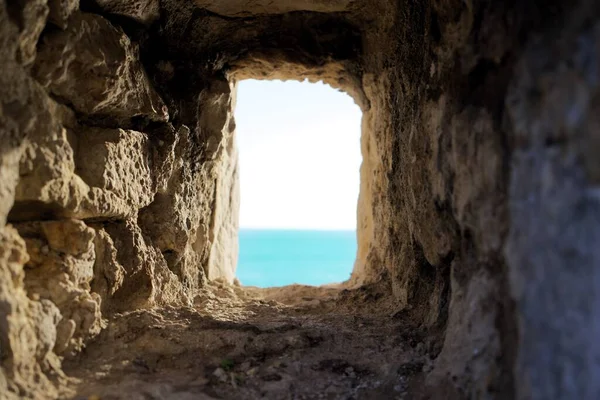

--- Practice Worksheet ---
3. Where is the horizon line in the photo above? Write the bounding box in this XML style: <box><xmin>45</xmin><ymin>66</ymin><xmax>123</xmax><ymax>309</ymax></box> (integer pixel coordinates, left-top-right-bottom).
<box><xmin>239</xmin><ymin>227</ymin><xmax>356</xmax><ymax>232</ymax></box>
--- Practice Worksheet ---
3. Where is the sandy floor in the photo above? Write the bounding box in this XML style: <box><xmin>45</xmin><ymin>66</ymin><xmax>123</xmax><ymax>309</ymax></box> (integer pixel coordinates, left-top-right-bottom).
<box><xmin>63</xmin><ymin>282</ymin><xmax>436</xmax><ymax>400</ymax></box>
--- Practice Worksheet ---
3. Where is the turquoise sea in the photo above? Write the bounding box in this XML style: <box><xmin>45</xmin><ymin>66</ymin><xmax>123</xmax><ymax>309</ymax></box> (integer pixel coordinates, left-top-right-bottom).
<box><xmin>236</xmin><ymin>229</ymin><xmax>357</xmax><ymax>287</ymax></box>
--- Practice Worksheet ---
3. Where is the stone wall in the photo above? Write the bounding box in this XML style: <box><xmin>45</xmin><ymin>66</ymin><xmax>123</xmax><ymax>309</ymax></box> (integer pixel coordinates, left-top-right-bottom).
<box><xmin>0</xmin><ymin>1</ymin><xmax>238</xmax><ymax>397</ymax></box>
<box><xmin>1</xmin><ymin>0</ymin><xmax>599</xmax><ymax>399</ymax></box>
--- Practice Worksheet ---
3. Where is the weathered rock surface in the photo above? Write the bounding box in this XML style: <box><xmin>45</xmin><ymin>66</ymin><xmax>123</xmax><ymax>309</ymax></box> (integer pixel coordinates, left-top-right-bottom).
<box><xmin>47</xmin><ymin>0</ymin><xmax>79</xmax><ymax>29</ymax></box>
<box><xmin>10</xmin><ymin>91</ymin><xmax>152</xmax><ymax>222</ymax></box>
<box><xmin>12</xmin><ymin>90</ymin><xmax>85</xmax><ymax>219</ymax></box>
<box><xmin>89</xmin><ymin>0</ymin><xmax>159</xmax><ymax>25</ymax></box>
<box><xmin>193</xmin><ymin>0</ymin><xmax>352</xmax><ymax>17</ymax></box>
<box><xmin>15</xmin><ymin>220</ymin><xmax>104</xmax><ymax>356</ymax></box>
<box><xmin>102</xmin><ymin>219</ymin><xmax>189</xmax><ymax>310</ymax></box>
<box><xmin>138</xmin><ymin>77</ymin><xmax>239</xmax><ymax>286</ymax></box>
<box><xmin>0</xmin><ymin>0</ymin><xmax>49</xmax><ymax>226</ymax></box>
<box><xmin>12</xmin><ymin>0</ymin><xmax>49</xmax><ymax>66</ymax></box>
<box><xmin>90</xmin><ymin>227</ymin><xmax>124</xmax><ymax>304</ymax></box>
<box><xmin>138</xmin><ymin>126</ymin><xmax>197</xmax><ymax>257</ymax></box>
<box><xmin>1</xmin><ymin>0</ymin><xmax>599</xmax><ymax>399</ymax></box>
<box><xmin>33</xmin><ymin>13</ymin><xmax>168</xmax><ymax>124</ymax></box>
<box><xmin>206</xmin><ymin>137</ymin><xmax>239</xmax><ymax>283</ymax></box>
<box><xmin>76</xmin><ymin>128</ymin><xmax>154</xmax><ymax>211</ymax></box>
<box><xmin>0</xmin><ymin>226</ymin><xmax>67</xmax><ymax>400</ymax></box>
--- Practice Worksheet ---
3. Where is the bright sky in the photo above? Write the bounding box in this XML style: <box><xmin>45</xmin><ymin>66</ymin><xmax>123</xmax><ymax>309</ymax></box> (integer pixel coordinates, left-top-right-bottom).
<box><xmin>235</xmin><ymin>79</ymin><xmax>362</xmax><ymax>230</ymax></box>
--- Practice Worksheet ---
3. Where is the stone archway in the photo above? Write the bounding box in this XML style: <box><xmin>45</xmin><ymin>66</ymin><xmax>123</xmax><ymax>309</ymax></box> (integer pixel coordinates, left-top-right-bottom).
<box><xmin>1</xmin><ymin>0</ymin><xmax>599</xmax><ymax>399</ymax></box>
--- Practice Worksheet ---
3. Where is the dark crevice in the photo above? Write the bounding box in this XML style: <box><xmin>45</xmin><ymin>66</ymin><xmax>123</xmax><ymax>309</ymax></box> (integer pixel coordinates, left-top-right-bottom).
<box><xmin>79</xmin><ymin>0</ymin><xmax>151</xmax><ymax>39</ymax></box>
<box><xmin>7</xmin><ymin>201</ymin><xmax>67</xmax><ymax>222</ymax></box>
<box><xmin>464</xmin><ymin>55</ymin><xmax>516</xmax><ymax>120</ymax></box>
<box><xmin>160</xmin><ymin>9</ymin><xmax>363</xmax><ymax>71</ymax></box>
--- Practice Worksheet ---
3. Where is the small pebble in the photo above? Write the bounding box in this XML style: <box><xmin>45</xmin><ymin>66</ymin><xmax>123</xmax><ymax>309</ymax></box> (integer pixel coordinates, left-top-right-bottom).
<box><xmin>415</xmin><ymin>342</ymin><xmax>425</xmax><ymax>355</ymax></box>
<box><xmin>239</xmin><ymin>361</ymin><xmax>252</xmax><ymax>371</ymax></box>
<box><xmin>213</xmin><ymin>367</ymin><xmax>228</xmax><ymax>382</ymax></box>
<box><xmin>192</xmin><ymin>376</ymin><xmax>209</xmax><ymax>386</ymax></box>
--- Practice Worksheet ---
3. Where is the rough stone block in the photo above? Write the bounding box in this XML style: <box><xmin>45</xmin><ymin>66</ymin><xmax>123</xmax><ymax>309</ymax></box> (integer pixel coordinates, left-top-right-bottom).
<box><xmin>15</xmin><ymin>220</ymin><xmax>104</xmax><ymax>356</ymax></box>
<box><xmin>33</xmin><ymin>13</ymin><xmax>168</xmax><ymax>124</ymax></box>
<box><xmin>104</xmin><ymin>219</ymin><xmax>189</xmax><ymax>310</ymax></box>
<box><xmin>10</xmin><ymin>91</ymin><xmax>141</xmax><ymax>222</ymax></box>
<box><xmin>138</xmin><ymin>125</ymin><xmax>197</xmax><ymax>255</ymax></box>
<box><xmin>0</xmin><ymin>226</ymin><xmax>65</xmax><ymax>399</ymax></box>
<box><xmin>90</xmin><ymin>227</ymin><xmax>125</xmax><ymax>311</ymax></box>
<box><xmin>76</xmin><ymin>128</ymin><xmax>155</xmax><ymax>212</ymax></box>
